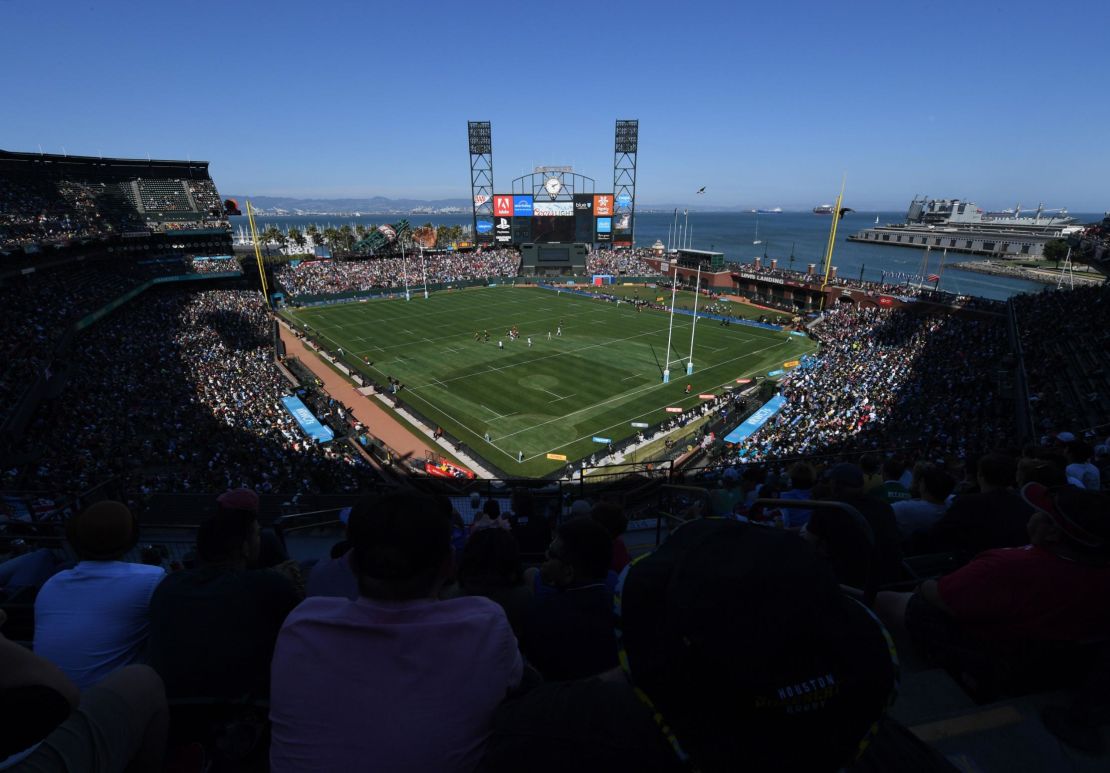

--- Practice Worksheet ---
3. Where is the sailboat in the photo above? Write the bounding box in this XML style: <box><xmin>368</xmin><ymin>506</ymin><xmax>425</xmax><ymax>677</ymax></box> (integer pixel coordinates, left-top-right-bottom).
<box><xmin>874</xmin><ymin>215</ymin><xmax>880</xmax><ymax>225</ymax></box>
<box><xmin>753</xmin><ymin>216</ymin><xmax>762</xmax><ymax>245</ymax></box>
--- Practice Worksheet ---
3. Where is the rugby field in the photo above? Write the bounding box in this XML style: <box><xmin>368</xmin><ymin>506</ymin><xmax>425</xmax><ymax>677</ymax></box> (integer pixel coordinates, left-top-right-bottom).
<box><xmin>285</xmin><ymin>286</ymin><xmax>814</xmax><ymax>476</ymax></box>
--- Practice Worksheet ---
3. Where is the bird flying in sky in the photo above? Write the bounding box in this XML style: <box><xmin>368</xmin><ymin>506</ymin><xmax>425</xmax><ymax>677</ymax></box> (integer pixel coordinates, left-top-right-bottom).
<box><xmin>696</xmin><ymin>186</ymin><xmax>706</xmax><ymax>194</ymax></box>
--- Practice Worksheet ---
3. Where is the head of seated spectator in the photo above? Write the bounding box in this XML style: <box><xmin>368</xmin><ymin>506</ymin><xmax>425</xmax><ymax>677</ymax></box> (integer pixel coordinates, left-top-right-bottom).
<box><xmin>445</xmin><ymin>527</ymin><xmax>531</xmax><ymax>634</ymax></box>
<box><xmin>1023</xmin><ymin>484</ymin><xmax>1110</xmax><ymax>563</ymax></box>
<box><xmin>349</xmin><ymin>490</ymin><xmax>454</xmax><ymax>601</ymax></box>
<box><xmin>541</xmin><ymin>517</ymin><xmax>612</xmax><ymax>590</ymax></box>
<box><xmin>197</xmin><ymin>489</ymin><xmax>262</xmax><ymax>568</ymax></box>
<box><xmin>507</xmin><ymin>488</ymin><xmax>549</xmax><ymax>555</ymax></box>
<box><xmin>874</xmin><ymin>457</ymin><xmax>912</xmax><ymax>503</ymax></box>
<box><xmin>977</xmin><ymin>452</ymin><xmax>1018</xmax><ymax>492</ymax></box>
<box><xmin>809</xmin><ymin>463</ymin><xmax>903</xmax><ymax>588</ymax></box>
<box><xmin>860</xmin><ymin>453</ymin><xmax>882</xmax><ymax>491</ymax></box>
<box><xmin>1064</xmin><ymin>440</ymin><xmax>1101</xmax><ymax>491</ymax></box>
<box><xmin>148</xmin><ymin>489</ymin><xmax>299</xmax><ymax>700</ymax></box>
<box><xmin>777</xmin><ymin>462</ymin><xmax>817</xmax><ymax>529</ymax></box>
<box><xmin>893</xmin><ymin>465</ymin><xmax>956</xmax><ymax>546</ymax></box>
<box><xmin>65</xmin><ymin>499</ymin><xmax>139</xmax><ymax>561</ymax></box>
<box><xmin>1017</xmin><ymin>457</ymin><xmax>1068</xmax><ymax>488</ymax></box>
<box><xmin>591</xmin><ymin>502</ymin><xmax>631</xmax><ymax>572</ymax></box>
<box><xmin>471</xmin><ymin>497</ymin><xmax>509</xmax><ymax>534</ymax></box>
<box><xmin>457</xmin><ymin>527</ymin><xmax>523</xmax><ymax>590</ymax></box>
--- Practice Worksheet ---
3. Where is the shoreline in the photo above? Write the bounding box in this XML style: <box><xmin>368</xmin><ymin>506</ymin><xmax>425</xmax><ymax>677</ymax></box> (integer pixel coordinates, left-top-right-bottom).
<box><xmin>948</xmin><ymin>260</ymin><xmax>1103</xmax><ymax>287</ymax></box>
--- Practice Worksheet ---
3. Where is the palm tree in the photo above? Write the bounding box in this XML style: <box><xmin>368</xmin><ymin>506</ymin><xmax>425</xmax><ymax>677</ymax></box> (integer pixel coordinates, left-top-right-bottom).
<box><xmin>289</xmin><ymin>227</ymin><xmax>307</xmax><ymax>253</ymax></box>
<box><xmin>338</xmin><ymin>224</ymin><xmax>354</xmax><ymax>254</ymax></box>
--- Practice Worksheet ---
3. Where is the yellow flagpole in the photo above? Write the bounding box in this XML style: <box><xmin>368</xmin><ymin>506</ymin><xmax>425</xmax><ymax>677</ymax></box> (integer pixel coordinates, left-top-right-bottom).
<box><xmin>818</xmin><ymin>177</ymin><xmax>847</xmax><ymax>309</ymax></box>
<box><xmin>246</xmin><ymin>200</ymin><xmax>271</xmax><ymax>308</ymax></box>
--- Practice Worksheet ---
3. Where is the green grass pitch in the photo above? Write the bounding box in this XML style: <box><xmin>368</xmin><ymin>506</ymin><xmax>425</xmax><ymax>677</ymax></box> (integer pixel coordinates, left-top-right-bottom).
<box><xmin>286</xmin><ymin>286</ymin><xmax>816</xmax><ymax>477</ymax></box>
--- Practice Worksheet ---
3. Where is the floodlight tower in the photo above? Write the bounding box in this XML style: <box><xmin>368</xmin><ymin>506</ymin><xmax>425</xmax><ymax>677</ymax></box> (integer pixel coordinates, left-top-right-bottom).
<box><xmin>467</xmin><ymin>121</ymin><xmax>494</xmax><ymax>243</ymax></box>
<box><xmin>613</xmin><ymin>120</ymin><xmax>638</xmax><ymax>244</ymax></box>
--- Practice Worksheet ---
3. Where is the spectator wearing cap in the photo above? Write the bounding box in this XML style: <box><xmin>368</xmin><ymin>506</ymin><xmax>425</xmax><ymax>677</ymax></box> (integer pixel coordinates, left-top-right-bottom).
<box><xmin>270</xmin><ymin>489</ymin><xmax>522</xmax><ymax>772</ymax></box>
<box><xmin>880</xmin><ymin>484</ymin><xmax>1110</xmax><ymax>680</ymax></box>
<box><xmin>806</xmin><ymin>463</ymin><xmax>903</xmax><ymax>590</ymax></box>
<box><xmin>479</xmin><ymin>519</ymin><xmax>898</xmax><ymax>772</ymax></box>
<box><xmin>709</xmin><ymin>468</ymin><xmax>744</xmax><ymax>517</ymax></box>
<box><xmin>927</xmin><ymin>453</ymin><xmax>1032</xmax><ymax>562</ymax></box>
<box><xmin>518</xmin><ymin>518</ymin><xmax>618</xmax><ymax>681</ymax></box>
<box><xmin>1065</xmin><ymin>440</ymin><xmax>1101</xmax><ymax>491</ymax></box>
<box><xmin>33</xmin><ymin>502</ymin><xmax>165</xmax><ymax>690</ymax></box>
<box><xmin>891</xmin><ymin>465</ymin><xmax>956</xmax><ymax>544</ymax></box>
<box><xmin>147</xmin><ymin>488</ymin><xmax>300</xmax><ymax>700</ymax></box>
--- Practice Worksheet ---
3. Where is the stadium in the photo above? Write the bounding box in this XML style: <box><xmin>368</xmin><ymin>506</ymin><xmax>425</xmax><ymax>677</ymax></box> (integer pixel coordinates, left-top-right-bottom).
<box><xmin>3</xmin><ymin>118</ymin><xmax>1110</xmax><ymax>773</ymax></box>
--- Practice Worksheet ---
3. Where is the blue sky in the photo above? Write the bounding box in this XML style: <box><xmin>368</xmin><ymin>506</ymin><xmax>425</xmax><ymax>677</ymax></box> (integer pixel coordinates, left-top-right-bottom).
<box><xmin>3</xmin><ymin>0</ymin><xmax>1108</xmax><ymax>210</ymax></box>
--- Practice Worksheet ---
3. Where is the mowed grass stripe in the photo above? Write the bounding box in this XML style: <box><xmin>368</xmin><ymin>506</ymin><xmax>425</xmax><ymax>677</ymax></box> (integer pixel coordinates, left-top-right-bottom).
<box><xmin>288</xmin><ymin>287</ymin><xmax>815</xmax><ymax>476</ymax></box>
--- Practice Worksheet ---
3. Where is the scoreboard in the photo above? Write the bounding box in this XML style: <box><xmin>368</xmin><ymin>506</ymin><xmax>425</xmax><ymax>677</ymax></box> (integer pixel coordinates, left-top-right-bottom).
<box><xmin>486</xmin><ymin>193</ymin><xmax>617</xmax><ymax>246</ymax></box>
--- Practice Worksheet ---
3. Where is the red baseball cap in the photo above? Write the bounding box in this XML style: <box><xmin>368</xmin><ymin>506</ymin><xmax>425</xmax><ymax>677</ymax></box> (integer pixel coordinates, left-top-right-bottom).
<box><xmin>1021</xmin><ymin>482</ymin><xmax>1110</xmax><ymax>550</ymax></box>
<box><xmin>217</xmin><ymin>487</ymin><xmax>260</xmax><ymax>513</ymax></box>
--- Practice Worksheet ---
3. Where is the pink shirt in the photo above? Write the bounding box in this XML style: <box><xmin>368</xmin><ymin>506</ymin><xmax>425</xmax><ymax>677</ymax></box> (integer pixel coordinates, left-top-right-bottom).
<box><xmin>270</xmin><ymin>595</ymin><xmax>522</xmax><ymax>773</ymax></box>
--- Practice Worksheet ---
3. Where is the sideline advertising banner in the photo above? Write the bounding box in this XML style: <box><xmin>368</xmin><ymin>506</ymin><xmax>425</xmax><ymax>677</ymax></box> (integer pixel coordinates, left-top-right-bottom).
<box><xmin>722</xmin><ymin>395</ymin><xmax>786</xmax><ymax>444</ymax></box>
<box><xmin>280</xmin><ymin>396</ymin><xmax>335</xmax><ymax>443</ymax></box>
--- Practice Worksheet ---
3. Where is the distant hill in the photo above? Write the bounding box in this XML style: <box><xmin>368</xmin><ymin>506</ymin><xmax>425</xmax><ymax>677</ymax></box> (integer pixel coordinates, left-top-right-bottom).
<box><xmin>225</xmin><ymin>195</ymin><xmax>472</xmax><ymax>213</ymax></box>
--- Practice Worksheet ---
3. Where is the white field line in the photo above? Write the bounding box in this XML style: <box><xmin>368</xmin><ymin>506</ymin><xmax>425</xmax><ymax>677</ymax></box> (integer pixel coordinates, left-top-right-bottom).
<box><xmin>499</xmin><ymin>335</ymin><xmax>797</xmax><ymax>446</ymax></box>
<box><xmin>522</xmin><ymin>338</ymin><xmax>802</xmax><ymax>461</ymax></box>
<box><xmin>406</xmin><ymin>321</ymin><xmax>696</xmax><ymax>390</ymax></box>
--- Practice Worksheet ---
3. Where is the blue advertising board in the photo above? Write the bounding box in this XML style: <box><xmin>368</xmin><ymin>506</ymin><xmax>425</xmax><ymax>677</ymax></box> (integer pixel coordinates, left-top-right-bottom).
<box><xmin>476</xmin><ymin>219</ymin><xmax>493</xmax><ymax>234</ymax></box>
<box><xmin>617</xmin><ymin>192</ymin><xmax>632</xmax><ymax>206</ymax></box>
<box><xmin>596</xmin><ymin>217</ymin><xmax>612</xmax><ymax>233</ymax></box>
<box><xmin>723</xmin><ymin>395</ymin><xmax>786</xmax><ymax>444</ymax></box>
<box><xmin>513</xmin><ymin>195</ymin><xmax>533</xmax><ymax>216</ymax></box>
<box><xmin>280</xmin><ymin>395</ymin><xmax>335</xmax><ymax>443</ymax></box>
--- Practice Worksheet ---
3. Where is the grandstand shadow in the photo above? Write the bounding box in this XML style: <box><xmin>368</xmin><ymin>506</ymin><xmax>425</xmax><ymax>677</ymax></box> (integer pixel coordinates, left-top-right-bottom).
<box><xmin>794</xmin><ymin>305</ymin><xmax>1013</xmax><ymax>464</ymax></box>
<box><xmin>7</xmin><ymin>284</ymin><xmax>379</xmax><ymax>514</ymax></box>
<box><xmin>195</xmin><ymin>308</ymin><xmax>271</xmax><ymax>351</ymax></box>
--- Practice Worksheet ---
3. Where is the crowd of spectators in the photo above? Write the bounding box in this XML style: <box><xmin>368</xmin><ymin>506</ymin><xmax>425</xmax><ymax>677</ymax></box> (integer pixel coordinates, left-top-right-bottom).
<box><xmin>1013</xmin><ymin>283</ymin><xmax>1110</xmax><ymax>438</ymax></box>
<box><xmin>5</xmin><ymin>485</ymin><xmax>909</xmax><ymax>771</ymax></box>
<box><xmin>0</xmin><ymin>266</ymin><xmax>153</xmax><ymax>414</ymax></box>
<box><xmin>728</xmin><ymin>305</ymin><xmax>1007</xmax><ymax>463</ymax></box>
<box><xmin>3</xmin><ymin>288</ymin><xmax>377</xmax><ymax>498</ymax></box>
<box><xmin>0</xmin><ymin>173</ymin><xmax>228</xmax><ymax>251</ymax></box>
<box><xmin>188</xmin><ymin>256</ymin><xmax>240</xmax><ymax>274</ymax></box>
<box><xmin>274</xmin><ymin>250</ymin><xmax>521</xmax><ymax>297</ymax></box>
<box><xmin>585</xmin><ymin>248</ymin><xmax>659</xmax><ymax>276</ymax></box>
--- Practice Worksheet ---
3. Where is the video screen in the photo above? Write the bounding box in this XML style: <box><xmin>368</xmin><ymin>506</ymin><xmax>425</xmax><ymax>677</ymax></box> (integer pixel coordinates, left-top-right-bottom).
<box><xmin>531</xmin><ymin>215</ymin><xmax>575</xmax><ymax>243</ymax></box>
